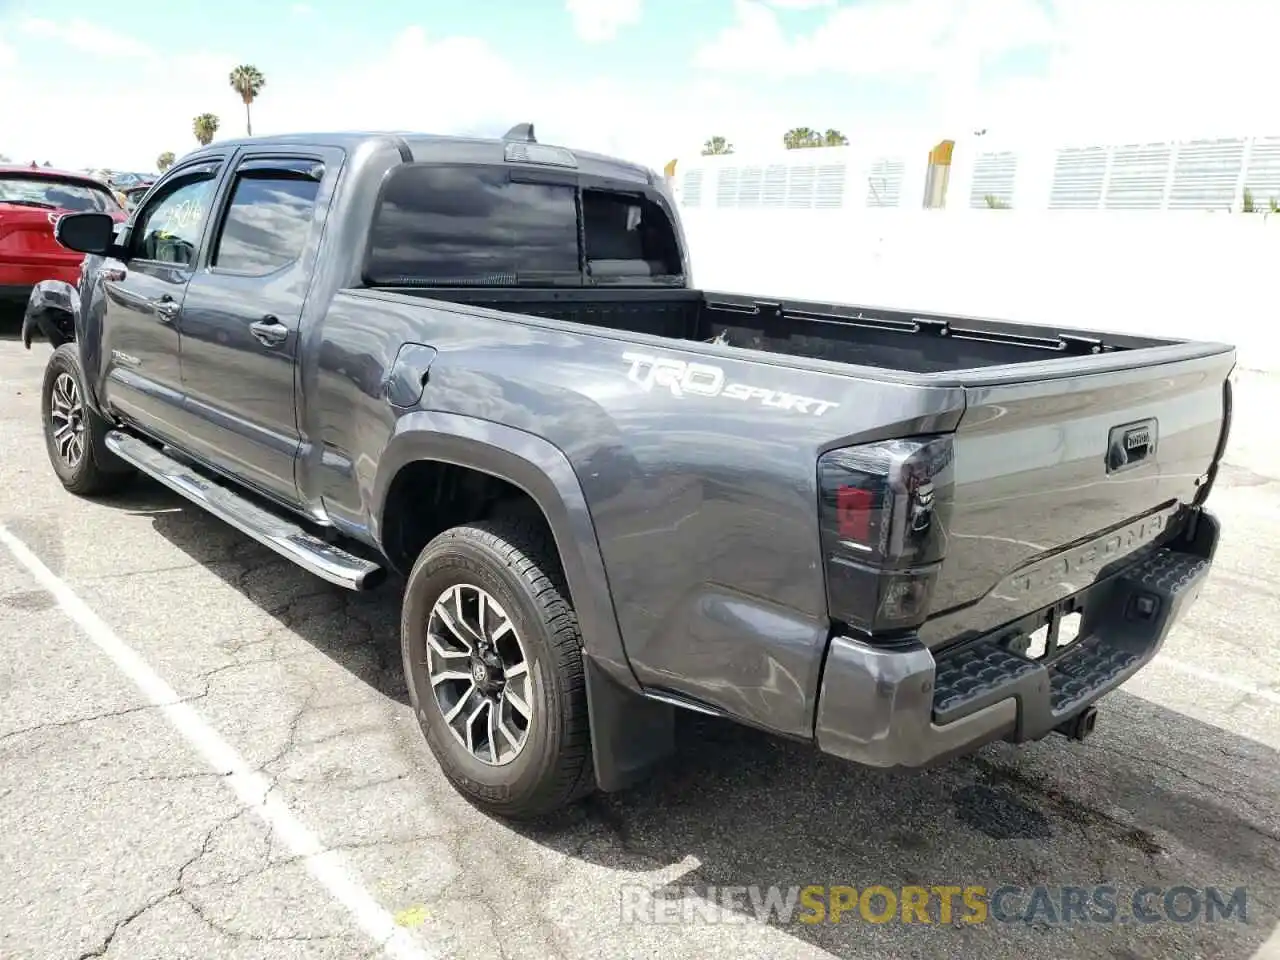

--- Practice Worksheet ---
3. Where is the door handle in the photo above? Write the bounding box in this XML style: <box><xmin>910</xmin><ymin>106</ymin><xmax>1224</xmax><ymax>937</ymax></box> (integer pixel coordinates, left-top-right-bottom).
<box><xmin>249</xmin><ymin>317</ymin><xmax>289</xmax><ymax>346</ymax></box>
<box><xmin>152</xmin><ymin>295</ymin><xmax>180</xmax><ymax>323</ymax></box>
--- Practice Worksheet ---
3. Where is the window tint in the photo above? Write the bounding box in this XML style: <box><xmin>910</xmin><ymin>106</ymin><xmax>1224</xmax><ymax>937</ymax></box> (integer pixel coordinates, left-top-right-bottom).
<box><xmin>213</xmin><ymin>174</ymin><xmax>321</xmax><ymax>274</ymax></box>
<box><xmin>132</xmin><ymin>176</ymin><xmax>217</xmax><ymax>265</ymax></box>
<box><xmin>366</xmin><ymin>165</ymin><xmax>580</xmax><ymax>285</ymax></box>
<box><xmin>582</xmin><ymin>190</ymin><xmax>681</xmax><ymax>280</ymax></box>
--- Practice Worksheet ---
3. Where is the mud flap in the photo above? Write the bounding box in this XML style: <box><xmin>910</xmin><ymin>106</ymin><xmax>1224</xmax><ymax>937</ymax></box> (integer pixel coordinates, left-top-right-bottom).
<box><xmin>584</xmin><ymin>657</ymin><xmax>675</xmax><ymax>792</ymax></box>
<box><xmin>22</xmin><ymin>281</ymin><xmax>77</xmax><ymax>350</ymax></box>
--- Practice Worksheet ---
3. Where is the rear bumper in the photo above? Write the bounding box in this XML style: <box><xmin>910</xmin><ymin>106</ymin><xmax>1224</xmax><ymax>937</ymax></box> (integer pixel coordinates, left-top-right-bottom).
<box><xmin>814</xmin><ymin>509</ymin><xmax>1219</xmax><ymax>768</ymax></box>
<box><xmin>0</xmin><ymin>262</ymin><xmax>80</xmax><ymax>291</ymax></box>
<box><xmin>0</xmin><ymin>283</ymin><xmax>34</xmax><ymax>305</ymax></box>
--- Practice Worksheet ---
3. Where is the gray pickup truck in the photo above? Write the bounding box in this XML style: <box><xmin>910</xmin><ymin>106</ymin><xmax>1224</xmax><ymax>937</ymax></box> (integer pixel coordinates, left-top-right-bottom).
<box><xmin>25</xmin><ymin>125</ymin><xmax>1233</xmax><ymax>819</ymax></box>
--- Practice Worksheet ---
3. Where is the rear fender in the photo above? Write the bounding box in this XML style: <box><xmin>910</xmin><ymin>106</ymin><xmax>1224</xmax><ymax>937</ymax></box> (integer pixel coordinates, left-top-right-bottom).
<box><xmin>372</xmin><ymin>412</ymin><xmax>676</xmax><ymax>792</ymax></box>
<box><xmin>21</xmin><ymin>279</ymin><xmax>78</xmax><ymax>350</ymax></box>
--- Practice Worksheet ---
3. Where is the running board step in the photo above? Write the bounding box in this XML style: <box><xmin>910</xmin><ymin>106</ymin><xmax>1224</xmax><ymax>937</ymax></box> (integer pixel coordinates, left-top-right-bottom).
<box><xmin>104</xmin><ymin>431</ymin><xmax>386</xmax><ymax>591</ymax></box>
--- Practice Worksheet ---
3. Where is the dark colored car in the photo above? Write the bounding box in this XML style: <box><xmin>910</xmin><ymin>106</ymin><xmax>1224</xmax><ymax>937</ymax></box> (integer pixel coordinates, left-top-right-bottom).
<box><xmin>0</xmin><ymin>166</ymin><xmax>127</xmax><ymax>310</ymax></box>
<box><xmin>25</xmin><ymin>127</ymin><xmax>1233</xmax><ymax>820</ymax></box>
<box><xmin>120</xmin><ymin>183</ymin><xmax>154</xmax><ymax>213</ymax></box>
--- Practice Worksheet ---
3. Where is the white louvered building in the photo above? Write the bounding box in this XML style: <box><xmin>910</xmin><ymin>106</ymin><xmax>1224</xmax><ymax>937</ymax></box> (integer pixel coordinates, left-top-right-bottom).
<box><xmin>671</xmin><ymin>140</ymin><xmax>927</xmax><ymax>213</ymax></box>
<box><xmin>671</xmin><ymin>134</ymin><xmax>1280</xmax><ymax>214</ymax></box>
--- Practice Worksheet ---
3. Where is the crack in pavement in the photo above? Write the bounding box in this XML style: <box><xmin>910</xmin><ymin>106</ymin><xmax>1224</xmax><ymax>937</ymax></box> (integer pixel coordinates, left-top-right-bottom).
<box><xmin>0</xmin><ymin>697</ymin><xmax>205</xmax><ymax>746</ymax></box>
<box><xmin>1093</xmin><ymin>737</ymin><xmax>1274</xmax><ymax>812</ymax></box>
<box><xmin>75</xmin><ymin>807</ymin><xmax>247</xmax><ymax>959</ymax></box>
<box><xmin>78</xmin><ymin>560</ymin><xmax>203</xmax><ymax>582</ymax></box>
<box><xmin>177</xmin><ymin>890</ymin><xmax>362</xmax><ymax>948</ymax></box>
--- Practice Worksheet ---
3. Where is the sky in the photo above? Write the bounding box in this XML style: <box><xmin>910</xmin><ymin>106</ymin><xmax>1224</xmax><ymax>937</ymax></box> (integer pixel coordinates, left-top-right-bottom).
<box><xmin>1</xmin><ymin>0</ymin><xmax>1278</xmax><ymax>174</ymax></box>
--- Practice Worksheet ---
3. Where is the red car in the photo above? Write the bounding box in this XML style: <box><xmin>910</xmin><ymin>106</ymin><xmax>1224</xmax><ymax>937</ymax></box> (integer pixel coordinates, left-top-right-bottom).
<box><xmin>0</xmin><ymin>165</ymin><xmax>128</xmax><ymax>310</ymax></box>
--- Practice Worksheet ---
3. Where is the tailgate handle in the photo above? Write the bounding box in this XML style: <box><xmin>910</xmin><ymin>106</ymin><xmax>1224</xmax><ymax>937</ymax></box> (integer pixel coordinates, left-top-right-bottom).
<box><xmin>1107</xmin><ymin>418</ymin><xmax>1158</xmax><ymax>473</ymax></box>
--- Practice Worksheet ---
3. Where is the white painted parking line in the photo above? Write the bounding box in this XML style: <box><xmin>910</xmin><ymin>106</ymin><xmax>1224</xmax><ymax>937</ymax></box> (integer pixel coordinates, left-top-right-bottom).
<box><xmin>1156</xmin><ymin>656</ymin><xmax>1280</xmax><ymax>706</ymax></box>
<box><xmin>0</xmin><ymin>523</ymin><xmax>435</xmax><ymax>960</ymax></box>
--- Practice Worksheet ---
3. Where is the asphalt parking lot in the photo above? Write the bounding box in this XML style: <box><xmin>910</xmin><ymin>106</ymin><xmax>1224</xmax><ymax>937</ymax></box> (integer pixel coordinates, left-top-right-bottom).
<box><xmin>1</xmin><ymin>327</ymin><xmax>1277</xmax><ymax>960</ymax></box>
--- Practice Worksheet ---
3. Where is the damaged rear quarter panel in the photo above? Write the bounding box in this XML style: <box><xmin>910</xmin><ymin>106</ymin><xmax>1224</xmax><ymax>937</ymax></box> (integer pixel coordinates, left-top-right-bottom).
<box><xmin>343</xmin><ymin>296</ymin><xmax>968</xmax><ymax>738</ymax></box>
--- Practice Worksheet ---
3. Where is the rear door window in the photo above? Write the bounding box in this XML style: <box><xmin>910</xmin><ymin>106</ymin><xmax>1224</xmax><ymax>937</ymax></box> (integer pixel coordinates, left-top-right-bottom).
<box><xmin>365</xmin><ymin>165</ymin><xmax>580</xmax><ymax>285</ymax></box>
<box><xmin>211</xmin><ymin>169</ymin><xmax>322</xmax><ymax>275</ymax></box>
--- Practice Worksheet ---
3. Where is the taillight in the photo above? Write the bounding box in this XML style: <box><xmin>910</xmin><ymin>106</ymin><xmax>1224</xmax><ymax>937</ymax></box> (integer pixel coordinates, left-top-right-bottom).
<box><xmin>817</xmin><ymin>436</ymin><xmax>954</xmax><ymax>636</ymax></box>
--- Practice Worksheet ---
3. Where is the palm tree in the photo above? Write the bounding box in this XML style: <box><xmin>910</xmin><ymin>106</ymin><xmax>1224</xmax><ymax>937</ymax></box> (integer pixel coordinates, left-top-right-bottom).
<box><xmin>156</xmin><ymin>151</ymin><xmax>176</xmax><ymax>172</ymax></box>
<box><xmin>229</xmin><ymin>64</ymin><xmax>266</xmax><ymax>136</ymax></box>
<box><xmin>783</xmin><ymin>127</ymin><xmax>823</xmax><ymax>149</ymax></box>
<box><xmin>701</xmin><ymin>136</ymin><xmax>734</xmax><ymax>156</ymax></box>
<box><xmin>193</xmin><ymin>113</ymin><xmax>220</xmax><ymax>147</ymax></box>
<box><xmin>823</xmin><ymin>129</ymin><xmax>849</xmax><ymax>147</ymax></box>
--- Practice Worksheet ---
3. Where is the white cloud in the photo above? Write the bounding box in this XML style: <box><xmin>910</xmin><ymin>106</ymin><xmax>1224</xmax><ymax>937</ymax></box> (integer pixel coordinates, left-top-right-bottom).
<box><xmin>256</xmin><ymin>25</ymin><xmax>733</xmax><ymax>165</ymax></box>
<box><xmin>0</xmin><ymin>19</ymin><xmax>717</xmax><ymax>173</ymax></box>
<box><xmin>695</xmin><ymin>0</ymin><xmax>1052</xmax><ymax>79</ymax></box>
<box><xmin>694</xmin><ymin>0</ymin><xmax>1280</xmax><ymax>145</ymax></box>
<box><xmin>19</xmin><ymin>17</ymin><xmax>154</xmax><ymax>58</ymax></box>
<box><xmin>6</xmin><ymin>1</ymin><xmax>1278</xmax><ymax>178</ymax></box>
<box><xmin>761</xmin><ymin>0</ymin><xmax>836</xmax><ymax>8</ymax></box>
<box><xmin>290</xmin><ymin>3</ymin><xmax>314</xmax><ymax>14</ymax></box>
<box><xmin>0</xmin><ymin>24</ymin><xmax>238</xmax><ymax>171</ymax></box>
<box><xmin>564</xmin><ymin>0</ymin><xmax>642</xmax><ymax>42</ymax></box>
<box><xmin>983</xmin><ymin>0</ymin><xmax>1280</xmax><ymax>142</ymax></box>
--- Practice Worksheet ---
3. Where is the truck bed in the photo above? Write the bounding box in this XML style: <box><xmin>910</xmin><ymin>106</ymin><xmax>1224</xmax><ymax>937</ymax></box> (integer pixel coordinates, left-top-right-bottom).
<box><xmin>358</xmin><ymin>281</ymin><xmax>1232</xmax><ymax>663</ymax></box>
<box><xmin>373</xmin><ymin>286</ymin><xmax>1188</xmax><ymax>376</ymax></box>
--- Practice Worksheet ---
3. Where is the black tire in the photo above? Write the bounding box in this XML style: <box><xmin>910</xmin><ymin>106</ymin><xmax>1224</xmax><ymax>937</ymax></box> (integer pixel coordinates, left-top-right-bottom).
<box><xmin>401</xmin><ymin>516</ymin><xmax>594</xmax><ymax>819</ymax></box>
<box><xmin>40</xmin><ymin>343</ymin><xmax>135</xmax><ymax>496</ymax></box>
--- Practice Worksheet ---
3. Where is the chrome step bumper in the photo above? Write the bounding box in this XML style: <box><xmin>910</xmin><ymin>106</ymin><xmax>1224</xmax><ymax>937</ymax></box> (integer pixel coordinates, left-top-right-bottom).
<box><xmin>814</xmin><ymin>510</ymin><xmax>1218</xmax><ymax>768</ymax></box>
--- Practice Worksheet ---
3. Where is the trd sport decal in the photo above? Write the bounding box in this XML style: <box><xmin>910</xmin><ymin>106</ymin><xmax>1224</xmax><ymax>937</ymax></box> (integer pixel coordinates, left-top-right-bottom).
<box><xmin>622</xmin><ymin>351</ymin><xmax>840</xmax><ymax>416</ymax></box>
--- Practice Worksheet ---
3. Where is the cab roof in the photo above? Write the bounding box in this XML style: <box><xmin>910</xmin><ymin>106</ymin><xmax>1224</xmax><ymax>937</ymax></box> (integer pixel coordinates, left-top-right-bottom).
<box><xmin>183</xmin><ymin>129</ymin><xmax>657</xmax><ymax>186</ymax></box>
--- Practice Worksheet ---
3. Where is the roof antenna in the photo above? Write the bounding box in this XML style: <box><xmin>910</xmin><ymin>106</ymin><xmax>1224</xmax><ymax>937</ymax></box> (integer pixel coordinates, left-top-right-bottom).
<box><xmin>503</xmin><ymin>122</ymin><xmax>537</xmax><ymax>143</ymax></box>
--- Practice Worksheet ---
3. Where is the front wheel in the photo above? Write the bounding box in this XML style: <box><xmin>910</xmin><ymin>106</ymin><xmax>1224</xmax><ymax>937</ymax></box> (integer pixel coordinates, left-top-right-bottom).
<box><xmin>401</xmin><ymin>516</ymin><xmax>594</xmax><ymax>819</ymax></box>
<box><xmin>40</xmin><ymin>343</ymin><xmax>134</xmax><ymax>496</ymax></box>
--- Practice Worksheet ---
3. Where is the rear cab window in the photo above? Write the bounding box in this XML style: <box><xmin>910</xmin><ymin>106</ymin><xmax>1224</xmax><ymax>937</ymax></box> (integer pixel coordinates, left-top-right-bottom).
<box><xmin>363</xmin><ymin>163</ymin><xmax>681</xmax><ymax>287</ymax></box>
<box><xmin>365</xmin><ymin>166</ymin><xmax>580</xmax><ymax>286</ymax></box>
<box><xmin>581</xmin><ymin>189</ymin><xmax>681</xmax><ymax>283</ymax></box>
<box><xmin>0</xmin><ymin>174</ymin><xmax>123</xmax><ymax>215</ymax></box>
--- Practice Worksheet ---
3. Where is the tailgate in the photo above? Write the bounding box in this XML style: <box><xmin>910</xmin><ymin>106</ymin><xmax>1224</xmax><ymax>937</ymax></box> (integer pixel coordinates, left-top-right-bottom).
<box><xmin>0</xmin><ymin>206</ymin><xmax>77</xmax><ymax>263</ymax></box>
<box><xmin>918</xmin><ymin>346</ymin><xmax>1234</xmax><ymax>648</ymax></box>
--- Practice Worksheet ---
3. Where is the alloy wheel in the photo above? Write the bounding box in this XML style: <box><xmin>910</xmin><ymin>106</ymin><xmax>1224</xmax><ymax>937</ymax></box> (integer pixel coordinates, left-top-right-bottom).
<box><xmin>49</xmin><ymin>372</ymin><xmax>86</xmax><ymax>469</ymax></box>
<box><xmin>426</xmin><ymin>583</ymin><xmax>533</xmax><ymax>766</ymax></box>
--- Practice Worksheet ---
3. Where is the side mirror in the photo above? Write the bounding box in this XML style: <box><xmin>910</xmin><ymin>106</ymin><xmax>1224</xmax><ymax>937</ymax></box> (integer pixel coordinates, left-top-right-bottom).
<box><xmin>54</xmin><ymin>212</ymin><xmax>118</xmax><ymax>255</ymax></box>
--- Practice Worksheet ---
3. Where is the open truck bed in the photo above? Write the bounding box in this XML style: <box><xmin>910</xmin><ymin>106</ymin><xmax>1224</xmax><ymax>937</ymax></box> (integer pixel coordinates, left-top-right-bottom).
<box><xmin>369</xmin><ymin>282</ymin><xmax>1235</xmax><ymax>660</ymax></box>
<box><xmin>375</xmin><ymin>285</ymin><xmax>1205</xmax><ymax>376</ymax></box>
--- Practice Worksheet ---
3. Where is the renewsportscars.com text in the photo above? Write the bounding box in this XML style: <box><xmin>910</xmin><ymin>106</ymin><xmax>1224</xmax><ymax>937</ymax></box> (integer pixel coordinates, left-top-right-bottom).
<box><xmin>619</xmin><ymin>884</ymin><xmax>1250</xmax><ymax>926</ymax></box>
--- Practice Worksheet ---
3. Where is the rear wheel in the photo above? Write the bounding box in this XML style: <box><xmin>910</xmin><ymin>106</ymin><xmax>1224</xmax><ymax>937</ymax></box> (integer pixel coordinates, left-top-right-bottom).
<box><xmin>401</xmin><ymin>516</ymin><xmax>594</xmax><ymax>819</ymax></box>
<box><xmin>40</xmin><ymin>344</ymin><xmax>134</xmax><ymax>496</ymax></box>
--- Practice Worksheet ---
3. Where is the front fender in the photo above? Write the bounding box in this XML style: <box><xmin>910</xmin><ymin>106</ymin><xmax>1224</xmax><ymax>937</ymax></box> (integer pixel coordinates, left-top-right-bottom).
<box><xmin>21</xmin><ymin>279</ymin><xmax>79</xmax><ymax>350</ymax></box>
<box><xmin>372</xmin><ymin>411</ymin><xmax>676</xmax><ymax>793</ymax></box>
